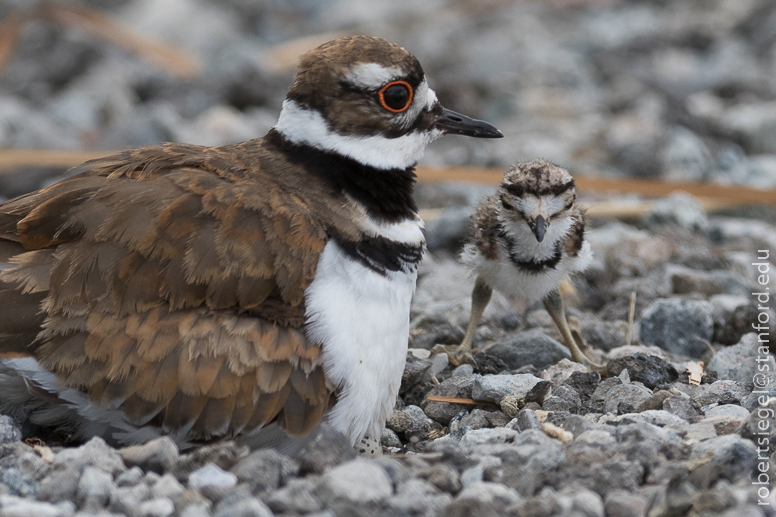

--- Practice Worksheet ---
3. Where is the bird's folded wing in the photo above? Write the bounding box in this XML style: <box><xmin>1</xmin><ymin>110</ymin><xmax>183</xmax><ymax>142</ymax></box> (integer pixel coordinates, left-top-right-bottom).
<box><xmin>0</xmin><ymin>143</ymin><xmax>332</xmax><ymax>440</ymax></box>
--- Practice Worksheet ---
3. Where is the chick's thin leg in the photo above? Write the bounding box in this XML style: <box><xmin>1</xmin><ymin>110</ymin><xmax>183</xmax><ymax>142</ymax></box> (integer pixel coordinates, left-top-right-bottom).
<box><xmin>436</xmin><ymin>276</ymin><xmax>492</xmax><ymax>366</ymax></box>
<box><xmin>543</xmin><ymin>288</ymin><xmax>604</xmax><ymax>371</ymax></box>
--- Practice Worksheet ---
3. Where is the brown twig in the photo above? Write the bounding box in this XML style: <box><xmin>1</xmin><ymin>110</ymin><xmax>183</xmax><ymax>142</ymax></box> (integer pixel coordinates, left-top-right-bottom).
<box><xmin>415</xmin><ymin>165</ymin><xmax>776</xmax><ymax>207</ymax></box>
<box><xmin>1</xmin><ymin>149</ymin><xmax>776</xmax><ymax>211</ymax></box>
<box><xmin>0</xmin><ymin>2</ymin><xmax>200</xmax><ymax>80</ymax></box>
<box><xmin>426</xmin><ymin>395</ymin><xmax>498</xmax><ymax>407</ymax></box>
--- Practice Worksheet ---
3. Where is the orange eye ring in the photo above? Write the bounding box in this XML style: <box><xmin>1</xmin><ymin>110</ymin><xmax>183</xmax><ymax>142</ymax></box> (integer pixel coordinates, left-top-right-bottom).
<box><xmin>378</xmin><ymin>81</ymin><xmax>413</xmax><ymax>113</ymax></box>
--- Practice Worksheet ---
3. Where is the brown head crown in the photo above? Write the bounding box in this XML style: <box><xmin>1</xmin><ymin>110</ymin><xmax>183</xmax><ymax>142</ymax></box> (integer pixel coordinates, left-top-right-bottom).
<box><xmin>284</xmin><ymin>36</ymin><xmax>429</xmax><ymax>138</ymax></box>
<box><xmin>501</xmin><ymin>160</ymin><xmax>575</xmax><ymax>199</ymax></box>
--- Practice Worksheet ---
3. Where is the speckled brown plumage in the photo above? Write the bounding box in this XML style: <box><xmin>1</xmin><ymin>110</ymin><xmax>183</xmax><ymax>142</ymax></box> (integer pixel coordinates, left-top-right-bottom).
<box><xmin>0</xmin><ymin>132</ymin><xmax>392</xmax><ymax>441</ymax></box>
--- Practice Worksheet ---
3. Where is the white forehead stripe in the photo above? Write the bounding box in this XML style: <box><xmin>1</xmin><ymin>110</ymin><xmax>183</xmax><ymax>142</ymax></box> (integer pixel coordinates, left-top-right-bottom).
<box><xmin>346</xmin><ymin>63</ymin><xmax>402</xmax><ymax>89</ymax></box>
<box><xmin>274</xmin><ymin>100</ymin><xmax>444</xmax><ymax>170</ymax></box>
<box><xmin>542</xmin><ymin>195</ymin><xmax>567</xmax><ymax>215</ymax></box>
<box><xmin>513</xmin><ymin>196</ymin><xmax>539</xmax><ymax>216</ymax></box>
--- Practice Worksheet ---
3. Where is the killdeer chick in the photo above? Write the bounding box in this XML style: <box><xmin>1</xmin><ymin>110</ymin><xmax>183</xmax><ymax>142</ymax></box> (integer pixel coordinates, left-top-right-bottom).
<box><xmin>0</xmin><ymin>36</ymin><xmax>502</xmax><ymax>451</ymax></box>
<box><xmin>440</xmin><ymin>160</ymin><xmax>600</xmax><ymax>369</ymax></box>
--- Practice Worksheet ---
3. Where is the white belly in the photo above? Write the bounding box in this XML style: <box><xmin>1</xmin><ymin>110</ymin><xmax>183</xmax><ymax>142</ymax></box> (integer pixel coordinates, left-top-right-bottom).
<box><xmin>462</xmin><ymin>240</ymin><xmax>592</xmax><ymax>303</ymax></box>
<box><xmin>304</xmin><ymin>240</ymin><xmax>417</xmax><ymax>444</ymax></box>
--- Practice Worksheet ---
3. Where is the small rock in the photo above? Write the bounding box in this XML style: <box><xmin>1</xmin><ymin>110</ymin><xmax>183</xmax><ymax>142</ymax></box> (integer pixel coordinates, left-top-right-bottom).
<box><xmin>685</xmin><ymin>421</ymin><xmax>719</xmax><ymax>442</ymax></box>
<box><xmin>578</xmin><ymin>320</ymin><xmax>629</xmax><ymax>352</ymax></box>
<box><xmin>549</xmin><ymin>384</ymin><xmax>582</xmax><ymax>413</ymax></box>
<box><xmin>380</xmin><ymin>428</ymin><xmax>402</xmax><ymax>448</ymax></box>
<box><xmin>691</xmin><ymin>434</ymin><xmax>757</xmax><ymax>483</ymax></box>
<box><xmin>150</xmin><ymin>474</ymin><xmax>184</xmax><ymax>500</ymax></box>
<box><xmin>576</xmin><ymin>430</ymin><xmax>616</xmax><ymax>448</ymax></box>
<box><xmin>231</xmin><ymin>448</ymin><xmax>298</xmax><ymax>494</ymax></box>
<box><xmin>515</xmin><ymin>408</ymin><xmax>541</xmax><ymax>432</ymax></box>
<box><xmin>0</xmin><ymin>468</ymin><xmax>37</xmax><ymax>499</ymax></box>
<box><xmin>739</xmin><ymin>398</ymin><xmax>776</xmax><ymax>453</ymax></box>
<box><xmin>37</xmin><ymin>466</ymin><xmax>81</xmax><ymax>503</ymax></box>
<box><xmin>446</xmin><ymin>482</ymin><xmax>521</xmax><ymax>517</ymax></box>
<box><xmin>562</xmin><ymin>415</ymin><xmax>596</xmax><ymax>438</ymax></box>
<box><xmin>606</xmin><ymin>353</ymin><xmax>679</xmax><ymax>389</ymax></box>
<box><xmin>702</xmin><ymin>404</ymin><xmax>749</xmax><ymax>435</ymax></box>
<box><xmin>678</xmin><ymin>380</ymin><xmax>749</xmax><ymax>407</ymax></box>
<box><xmin>390</xmin><ymin>478</ymin><xmax>453</xmax><ymax>516</ymax></box>
<box><xmin>266</xmin><ymin>478</ymin><xmax>321</xmax><ymax>514</ymax></box>
<box><xmin>541</xmin><ymin>359</ymin><xmax>589</xmax><ymax>385</ymax></box>
<box><xmin>138</xmin><ymin>497</ymin><xmax>175</xmax><ymax>517</ymax></box>
<box><xmin>524</xmin><ymin>380</ymin><xmax>552</xmax><ymax>405</ymax></box>
<box><xmin>452</xmin><ymin>364</ymin><xmax>474</xmax><ymax>377</ymax></box>
<box><xmin>296</xmin><ymin>425</ymin><xmax>357</xmax><ymax>475</ymax></box>
<box><xmin>638</xmin><ymin>298</ymin><xmax>714</xmax><ymax>358</ymax></box>
<box><xmin>484</xmin><ymin>430</ymin><xmax>566</xmax><ymax>494</ymax></box>
<box><xmin>589</xmin><ymin>377</ymin><xmax>623</xmax><ymax>413</ymax></box>
<box><xmin>564</xmin><ymin>371</ymin><xmax>602</xmax><ymax>405</ymax></box>
<box><xmin>314</xmin><ymin>459</ymin><xmax>392</xmax><ymax>505</ymax></box>
<box><xmin>604</xmin><ymin>490</ymin><xmax>649</xmax><ymax>517</ymax></box>
<box><xmin>120</xmin><ymin>437</ymin><xmax>179</xmax><ymax>474</ymax></box>
<box><xmin>484</xmin><ymin>411</ymin><xmax>511</xmax><ymax>427</ymax></box>
<box><xmin>707</xmin><ymin>332</ymin><xmax>776</xmax><ymax>383</ymax></box>
<box><xmin>212</xmin><ymin>497</ymin><xmax>273</xmax><ymax>517</ymax></box>
<box><xmin>472</xmin><ymin>373</ymin><xmax>543</xmax><ymax>403</ymax></box>
<box><xmin>430</xmin><ymin>352</ymin><xmax>450</xmax><ymax>376</ymax></box>
<box><xmin>600</xmin><ymin>410</ymin><xmax>689</xmax><ymax>428</ymax></box>
<box><xmin>53</xmin><ymin>437</ymin><xmax>125</xmax><ymax>476</ymax></box>
<box><xmin>116</xmin><ymin>466</ymin><xmax>144</xmax><ymax>487</ymax></box>
<box><xmin>662</xmin><ymin>395</ymin><xmax>703</xmax><ymax>423</ymax></box>
<box><xmin>76</xmin><ymin>466</ymin><xmax>113</xmax><ymax>510</ymax></box>
<box><xmin>424</xmin><ymin>463</ymin><xmax>462</xmax><ymax>494</ymax></box>
<box><xmin>187</xmin><ymin>464</ymin><xmax>238</xmax><ymax>491</ymax></box>
<box><xmin>603</xmin><ymin>383</ymin><xmax>653</xmax><ymax>415</ymax></box>
<box><xmin>109</xmin><ymin>482</ymin><xmax>152</xmax><ymax>515</ymax></box>
<box><xmin>484</xmin><ymin>329</ymin><xmax>571</xmax><ymax>370</ymax></box>
<box><xmin>471</xmin><ymin>353</ymin><xmax>509</xmax><ymax>375</ymax></box>
<box><xmin>402</xmin><ymin>405</ymin><xmax>442</xmax><ymax>442</ymax></box>
<box><xmin>387</xmin><ymin>410</ymin><xmax>414</xmax><ymax>434</ymax></box>
<box><xmin>0</xmin><ymin>496</ymin><xmax>75</xmax><ymax>517</ymax></box>
<box><xmin>637</xmin><ymin>389</ymin><xmax>672</xmax><ymax>412</ymax></box>
<box><xmin>0</xmin><ymin>416</ymin><xmax>21</xmax><ymax>446</ymax></box>
<box><xmin>459</xmin><ymin>428</ymin><xmax>518</xmax><ymax>452</ymax></box>
<box><xmin>459</xmin><ymin>409</ymin><xmax>491</xmax><ymax>431</ymax></box>
<box><xmin>668</xmin><ymin>264</ymin><xmax>749</xmax><ymax>297</ymax></box>
<box><xmin>570</xmin><ymin>488</ymin><xmax>605</xmax><ymax>517</ymax></box>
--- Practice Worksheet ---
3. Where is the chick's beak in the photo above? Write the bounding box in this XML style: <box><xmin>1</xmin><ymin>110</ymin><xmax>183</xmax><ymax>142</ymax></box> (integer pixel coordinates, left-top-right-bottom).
<box><xmin>434</xmin><ymin>108</ymin><xmax>503</xmax><ymax>138</ymax></box>
<box><xmin>529</xmin><ymin>215</ymin><xmax>548</xmax><ymax>242</ymax></box>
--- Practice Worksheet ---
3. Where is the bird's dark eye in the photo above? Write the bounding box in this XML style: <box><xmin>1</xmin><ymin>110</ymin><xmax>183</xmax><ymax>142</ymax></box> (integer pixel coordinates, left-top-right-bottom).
<box><xmin>378</xmin><ymin>81</ymin><xmax>413</xmax><ymax>113</ymax></box>
<box><xmin>501</xmin><ymin>198</ymin><xmax>513</xmax><ymax>210</ymax></box>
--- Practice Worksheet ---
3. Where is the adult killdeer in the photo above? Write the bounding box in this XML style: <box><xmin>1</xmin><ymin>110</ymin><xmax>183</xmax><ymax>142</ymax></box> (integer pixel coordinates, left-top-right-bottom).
<box><xmin>0</xmin><ymin>36</ymin><xmax>501</xmax><ymax>450</ymax></box>
<box><xmin>439</xmin><ymin>160</ymin><xmax>601</xmax><ymax>369</ymax></box>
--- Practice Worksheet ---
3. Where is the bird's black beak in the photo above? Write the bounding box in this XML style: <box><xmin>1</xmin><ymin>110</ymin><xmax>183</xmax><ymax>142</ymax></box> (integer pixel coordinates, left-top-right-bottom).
<box><xmin>434</xmin><ymin>108</ymin><xmax>503</xmax><ymax>138</ymax></box>
<box><xmin>529</xmin><ymin>215</ymin><xmax>548</xmax><ymax>242</ymax></box>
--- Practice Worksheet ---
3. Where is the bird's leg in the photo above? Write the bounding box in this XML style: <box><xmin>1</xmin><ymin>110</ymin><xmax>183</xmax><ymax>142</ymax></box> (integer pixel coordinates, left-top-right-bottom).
<box><xmin>434</xmin><ymin>277</ymin><xmax>492</xmax><ymax>366</ymax></box>
<box><xmin>543</xmin><ymin>289</ymin><xmax>605</xmax><ymax>372</ymax></box>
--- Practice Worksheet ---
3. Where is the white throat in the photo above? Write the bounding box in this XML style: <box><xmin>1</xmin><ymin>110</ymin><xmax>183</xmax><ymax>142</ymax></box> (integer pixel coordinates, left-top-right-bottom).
<box><xmin>501</xmin><ymin>214</ymin><xmax>575</xmax><ymax>261</ymax></box>
<box><xmin>274</xmin><ymin>100</ymin><xmax>443</xmax><ymax>170</ymax></box>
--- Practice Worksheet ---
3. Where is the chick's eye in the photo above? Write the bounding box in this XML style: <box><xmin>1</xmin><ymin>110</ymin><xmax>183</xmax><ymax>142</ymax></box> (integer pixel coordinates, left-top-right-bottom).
<box><xmin>378</xmin><ymin>81</ymin><xmax>413</xmax><ymax>112</ymax></box>
<box><xmin>501</xmin><ymin>199</ymin><xmax>513</xmax><ymax>210</ymax></box>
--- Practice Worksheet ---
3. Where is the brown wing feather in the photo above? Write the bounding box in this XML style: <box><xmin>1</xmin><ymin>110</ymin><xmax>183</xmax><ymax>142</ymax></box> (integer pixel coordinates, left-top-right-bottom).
<box><xmin>0</xmin><ymin>140</ymin><xmax>337</xmax><ymax>442</ymax></box>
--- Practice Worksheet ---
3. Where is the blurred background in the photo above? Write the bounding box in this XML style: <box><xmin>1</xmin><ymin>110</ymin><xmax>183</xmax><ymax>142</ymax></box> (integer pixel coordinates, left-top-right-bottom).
<box><xmin>0</xmin><ymin>0</ymin><xmax>775</xmax><ymax>198</ymax></box>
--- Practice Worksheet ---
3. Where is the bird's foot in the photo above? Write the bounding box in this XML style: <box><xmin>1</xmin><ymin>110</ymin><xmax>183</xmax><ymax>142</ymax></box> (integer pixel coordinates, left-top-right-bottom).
<box><xmin>431</xmin><ymin>343</ymin><xmax>475</xmax><ymax>367</ymax></box>
<box><xmin>568</xmin><ymin>325</ymin><xmax>607</xmax><ymax>374</ymax></box>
